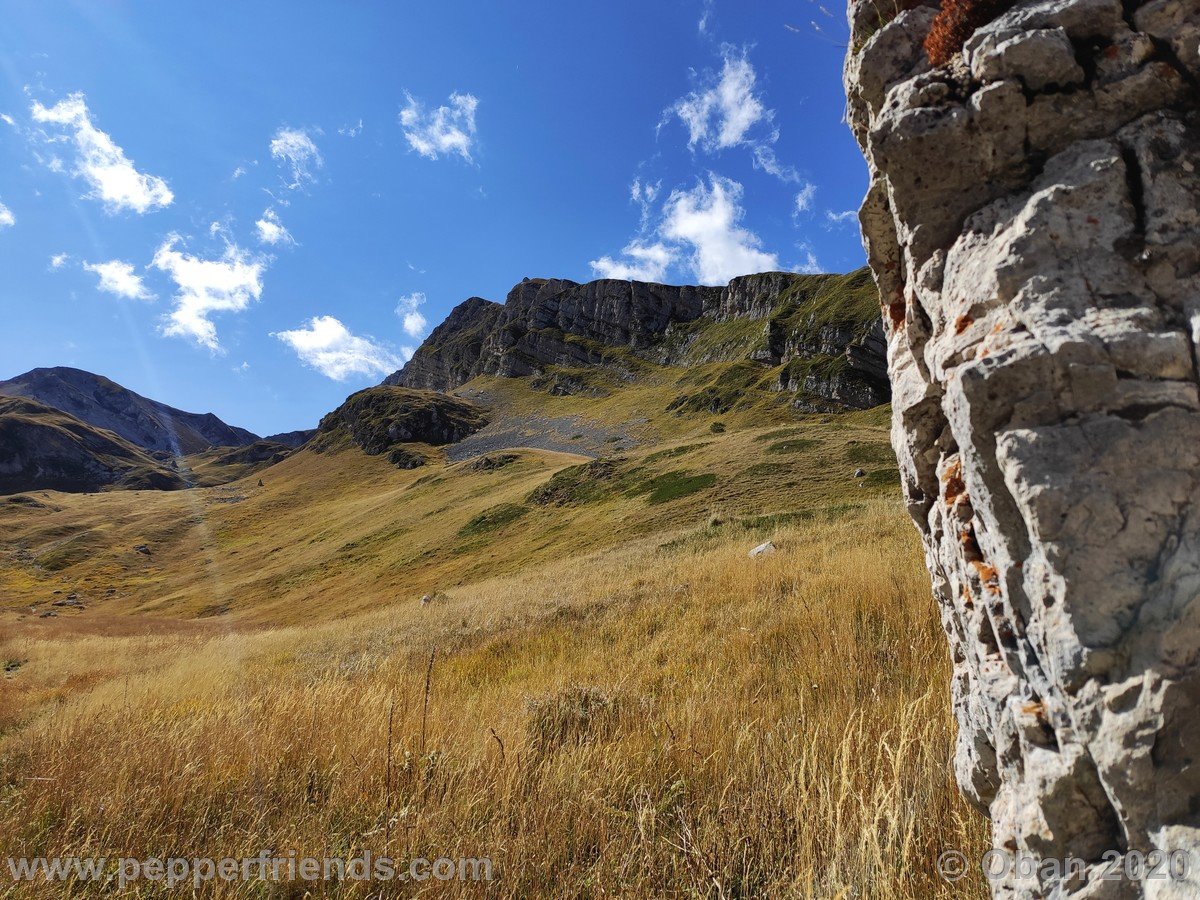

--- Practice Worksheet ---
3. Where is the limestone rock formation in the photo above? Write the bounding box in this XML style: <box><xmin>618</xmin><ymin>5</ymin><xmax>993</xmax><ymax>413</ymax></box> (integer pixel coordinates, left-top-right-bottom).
<box><xmin>845</xmin><ymin>0</ymin><xmax>1200</xmax><ymax>895</ymax></box>
<box><xmin>386</xmin><ymin>270</ymin><xmax>891</xmax><ymax>411</ymax></box>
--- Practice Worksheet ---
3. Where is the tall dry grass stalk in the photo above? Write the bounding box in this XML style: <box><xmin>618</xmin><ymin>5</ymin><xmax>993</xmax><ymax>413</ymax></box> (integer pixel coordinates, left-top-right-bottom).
<box><xmin>0</xmin><ymin>501</ymin><xmax>988</xmax><ymax>897</ymax></box>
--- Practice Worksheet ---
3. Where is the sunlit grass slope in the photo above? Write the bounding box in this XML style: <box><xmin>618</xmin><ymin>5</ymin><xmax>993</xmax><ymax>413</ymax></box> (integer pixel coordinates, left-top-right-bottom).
<box><xmin>0</xmin><ymin>378</ymin><xmax>896</xmax><ymax>625</ymax></box>
<box><xmin>0</xmin><ymin>502</ymin><xmax>988</xmax><ymax>898</ymax></box>
<box><xmin>0</xmin><ymin>374</ymin><xmax>989</xmax><ymax>897</ymax></box>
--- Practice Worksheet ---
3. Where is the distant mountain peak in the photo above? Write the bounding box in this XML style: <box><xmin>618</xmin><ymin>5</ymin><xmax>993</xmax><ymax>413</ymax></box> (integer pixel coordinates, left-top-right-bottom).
<box><xmin>0</xmin><ymin>367</ymin><xmax>259</xmax><ymax>455</ymax></box>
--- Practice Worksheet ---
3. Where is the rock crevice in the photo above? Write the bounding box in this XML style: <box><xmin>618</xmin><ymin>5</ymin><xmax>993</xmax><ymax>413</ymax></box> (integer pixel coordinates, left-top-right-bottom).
<box><xmin>845</xmin><ymin>0</ymin><xmax>1200</xmax><ymax>895</ymax></box>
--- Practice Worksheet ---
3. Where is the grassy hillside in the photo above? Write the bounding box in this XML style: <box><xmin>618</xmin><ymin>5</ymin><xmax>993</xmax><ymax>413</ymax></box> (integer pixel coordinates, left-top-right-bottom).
<box><xmin>0</xmin><ymin>373</ymin><xmax>989</xmax><ymax>897</ymax></box>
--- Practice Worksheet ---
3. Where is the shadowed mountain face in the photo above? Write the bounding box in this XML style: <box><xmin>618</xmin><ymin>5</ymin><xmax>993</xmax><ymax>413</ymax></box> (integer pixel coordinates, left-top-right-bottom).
<box><xmin>0</xmin><ymin>396</ymin><xmax>187</xmax><ymax>494</ymax></box>
<box><xmin>0</xmin><ymin>367</ymin><xmax>258</xmax><ymax>455</ymax></box>
<box><xmin>384</xmin><ymin>268</ymin><xmax>888</xmax><ymax>411</ymax></box>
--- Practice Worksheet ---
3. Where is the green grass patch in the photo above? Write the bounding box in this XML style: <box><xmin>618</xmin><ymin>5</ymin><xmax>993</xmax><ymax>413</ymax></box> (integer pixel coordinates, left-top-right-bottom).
<box><xmin>528</xmin><ymin>459</ymin><xmax>620</xmax><ymax>506</ymax></box>
<box><xmin>766</xmin><ymin>438</ymin><xmax>819</xmax><ymax>454</ymax></box>
<box><xmin>644</xmin><ymin>443</ymin><xmax>710</xmax><ymax>465</ymax></box>
<box><xmin>633</xmin><ymin>471</ymin><xmax>718</xmax><ymax>505</ymax></box>
<box><xmin>754</xmin><ymin>428</ymin><xmax>803</xmax><ymax>443</ymax></box>
<box><xmin>845</xmin><ymin>441</ymin><xmax>896</xmax><ymax>466</ymax></box>
<box><xmin>458</xmin><ymin>503</ymin><xmax>529</xmax><ymax>537</ymax></box>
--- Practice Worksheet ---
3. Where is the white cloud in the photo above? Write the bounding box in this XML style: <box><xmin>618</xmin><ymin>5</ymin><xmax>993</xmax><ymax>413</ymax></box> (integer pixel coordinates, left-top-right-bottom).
<box><xmin>83</xmin><ymin>259</ymin><xmax>155</xmax><ymax>300</ymax></box>
<box><xmin>591</xmin><ymin>240</ymin><xmax>675</xmax><ymax>282</ymax></box>
<box><xmin>660</xmin><ymin>176</ymin><xmax>779</xmax><ymax>284</ymax></box>
<box><xmin>395</xmin><ymin>292</ymin><xmax>429</xmax><ymax>338</ymax></box>
<box><xmin>592</xmin><ymin>174</ymin><xmax>787</xmax><ymax>285</ymax></box>
<box><xmin>274</xmin><ymin>316</ymin><xmax>404</xmax><ymax>381</ymax></box>
<box><xmin>255</xmin><ymin>208</ymin><xmax>294</xmax><ymax>246</ymax></box>
<box><xmin>400</xmin><ymin>91</ymin><xmax>478</xmax><ymax>162</ymax></box>
<box><xmin>231</xmin><ymin>165</ymin><xmax>247</xmax><ymax>180</ymax></box>
<box><xmin>151</xmin><ymin>235</ymin><xmax>265</xmax><ymax>351</ymax></box>
<box><xmin>698</xmin><ymin>0</ymin><xmax>715</xmax><ymax>33</ymax></box>
<box><xmin>669</xmin><ymin>50</ymin><xmax>797</xmax><ymax>183</ymax></box>
<box><xmin>0</xmin><ymin>201</ymin><xmax>13</xmax><ymax>229</ymax></box>
<box><xmin>49</xmin><ymin>252</ymin><xmax>69</xmax><ymax>269</ymax></box>
<box><xmin>0</xmin><ymin>113</ymin><xmax>15</xmax><ymax>127</ymax></box>
<box><xmin>338</xmin><ymin>119</ymin><xmax>363</xmax><ymax>138</ymax></box>
<box><xmin>270</xmin><ymin>127</ymin><xmax>322</xmax><ymax>189</ymax></box>
<box><xmin>30</xmin><ymin>93</ymin><xmax>173</xmax><ymax>214</ymax></box>
<box><xmin>825</xmin><ymin>209</ymin><xmax>857</xmax><ymax>228</ymax></box>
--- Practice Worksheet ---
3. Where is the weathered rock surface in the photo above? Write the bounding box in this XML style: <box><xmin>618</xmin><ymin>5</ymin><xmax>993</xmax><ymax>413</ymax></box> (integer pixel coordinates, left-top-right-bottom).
<box><xmin>845</xmin><ymin>0</ymin><xmax>1200</xmax><ymax>895</ymax></box>
<box><xmin>0</xmin><ymin>367</ymin><xmax>258</xmax><ymax>454</ymax></box>
<box><xmin>386</xmin><ymin>269</ymin><xmax>891</xmax><ymax>411</ymax></box>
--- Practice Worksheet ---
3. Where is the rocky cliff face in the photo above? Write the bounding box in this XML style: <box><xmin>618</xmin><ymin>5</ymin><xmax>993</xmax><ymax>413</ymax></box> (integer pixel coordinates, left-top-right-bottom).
<box><xmin>386</xmin><ymin>271</ymin><xmax>890</xmax><ymax>410</ymax></box>
<box><xmin>846</xmin><ymin>0</ymin><xmax>1200</xmax><ymax>895</ymax></box>
<box><xmin>0</xmin><ymin>367</ymin><xmax>258</xmax><ymax>455</ymax></box>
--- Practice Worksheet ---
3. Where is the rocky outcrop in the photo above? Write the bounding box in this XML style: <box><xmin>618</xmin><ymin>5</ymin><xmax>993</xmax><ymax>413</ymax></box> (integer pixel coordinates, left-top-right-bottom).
<box><xmin>0</xmin><ymin>367</ymin><xmax>258</xmax><ymax>455</ymax></box>
<box><xmin>846</xmin><ymin>0</ymin><xmax>1200</xmax><ymax>896</ymax></box>
<box><xmin>315</xmin><ymin>387</ymin><xmax>487</xmax><ymax>458</ymax></box>
<box><xmin>0</xmin><ymin>396</ymin><xmax>187</xmax><ymax>494</ymax></box>
<box><xmin>386</xmin><ymin>297</ymin><xmax>503</xmax><ymax>392</ymax></box>
<box><xmin>385</xmin><ymin>270</ymin><xmax>891</xmax><ymax>410</ymax></box>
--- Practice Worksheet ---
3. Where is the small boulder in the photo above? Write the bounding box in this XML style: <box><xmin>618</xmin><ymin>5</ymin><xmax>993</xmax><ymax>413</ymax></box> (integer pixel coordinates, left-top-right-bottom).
<box><xmin>39</xmin><ymin>610</ymin><xmax>56</xmax><ymax>618</ymax></box>
<box><xmin>854</xmin><ymin>468</ymin><xmax>866</xmax><ymax>478</ymax></box>
<box><xmin>134</xmin><ymin>545</ymin><xmax>151</xmax><ymax>555</ymax></box>
<box><xmin>749</xmin><ymin>541</ymin><xmax>776</xmax><ymax>559</ymax></box>
<box><xmin>420</xmin><ymin>594</ymin><xmax>432</xmax><ymax>606</ymax></box>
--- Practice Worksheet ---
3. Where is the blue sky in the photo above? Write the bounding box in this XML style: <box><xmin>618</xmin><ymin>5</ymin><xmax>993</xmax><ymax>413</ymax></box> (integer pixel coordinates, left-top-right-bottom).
<box><xmin>0</xmin><ymin>0</ymin><xmax>867</xmax><ymax>436</ymax></box>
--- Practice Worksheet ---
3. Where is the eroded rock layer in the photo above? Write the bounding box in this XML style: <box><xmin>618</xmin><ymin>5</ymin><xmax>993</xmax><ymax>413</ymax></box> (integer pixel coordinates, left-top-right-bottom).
<box><xmin>845</xmin><ymin>0</ymin><xmax>1200</xmax><ymax>896</ymax></box>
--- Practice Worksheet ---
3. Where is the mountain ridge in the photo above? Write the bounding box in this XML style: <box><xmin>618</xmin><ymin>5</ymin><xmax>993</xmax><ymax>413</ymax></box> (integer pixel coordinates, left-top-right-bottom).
<box><xmin>0</xmin><ymin>367</ymin><xmax>259</xmax><ymax>456</ymax></box>
<box><xmin>385</xmin><ymin>268</ymin><xmax>888</xmax><ymax>411</ymax></box>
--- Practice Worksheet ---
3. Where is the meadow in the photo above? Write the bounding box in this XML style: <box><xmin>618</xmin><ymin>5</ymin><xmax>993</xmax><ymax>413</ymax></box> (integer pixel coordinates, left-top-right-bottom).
<box><xmin>0</xmin><ymin>385</ymin><xmax>989</xmax><ymax>898</ymax></box>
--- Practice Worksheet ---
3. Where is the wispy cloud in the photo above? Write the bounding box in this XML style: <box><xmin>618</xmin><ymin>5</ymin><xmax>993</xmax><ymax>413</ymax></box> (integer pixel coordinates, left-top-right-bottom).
<box><xmin>270</xmin><ymin>127</ymin><xmax>322</xmax><ymax>190</ymax></box>
<box><xmin>400</xmin><ymin>91</ymin><xmax>478</xmax><ymax>162</ymax></box>
<box><xmin>793</xmin><ymin>183</ymin><xmax>817</xmax><ymax>214</ymax></box>
<box><xmin>824</xmin><ymin>209</ymin><xmax>857</xmax><ymax>228</ymax></box>
<box><xmin>83</xmin><ymin>259</ymin><xmax>155</xmax><ymax>300</ymax></box>
<box><xmin>30</xmin><ymin>93</ymin><xmax>173</xmax><ymax>214</ymax></box>
<box><xmin>630</xmin><ymin>177</ymin><xmax>661</xmax><ymax>231</ymax></box>
<box><xmin>698</xmin><ymin>0</ymin><xmax>716</xmax><ymax>34</ymax></box>
<box><xmin>395</xmin><ymin>292</ymin><xmax>429</xmax><ymax>338</ymax></box>
<box><xmin>151</xmin><ymin>235</ymin><xmax>265</xmax><ymax>351</ymax></box>
<box><xmin>667</xmin><ymin>49</ymin><xmax>797</xmax><ymax>182</ymax></box>
<box><xmin>338</xmin><ymin>119</ymin><xmax>363</xmax><ymax>138</ymax></box>
<box><xmin>0</xmin><ymin>200</ymin><xmax>13</xmax><ymax>229</ymax></box>
<box><xmin>255</xmin><ymin>208</ymin><xmax>294</xmax><ymax>246</ymax></box>
<box><xmin>274</xmin><ymin>316</ymin><xmax>405</xmax><ymax>380</ymax></box>
<box><xmin>794</xmin><ymin>243</ymin><xmax>822</xmax><ymax>274</ymax></box>
<box><xmin>49</xmin><ymin>252</ymin><xmax>69</xmax><ymax>269</ymax></box>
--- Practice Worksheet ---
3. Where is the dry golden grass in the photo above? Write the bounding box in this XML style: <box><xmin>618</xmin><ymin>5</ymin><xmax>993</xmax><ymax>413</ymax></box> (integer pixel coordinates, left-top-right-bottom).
<box><xmin>0</xmin><ymin>411</ymin><xmax>899</xmax><ymax>625</ymax></box>
<box><xmin>0</xmin><ymin>501</ymin><xmax>988</xmax><ymax>898</ymax></box>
